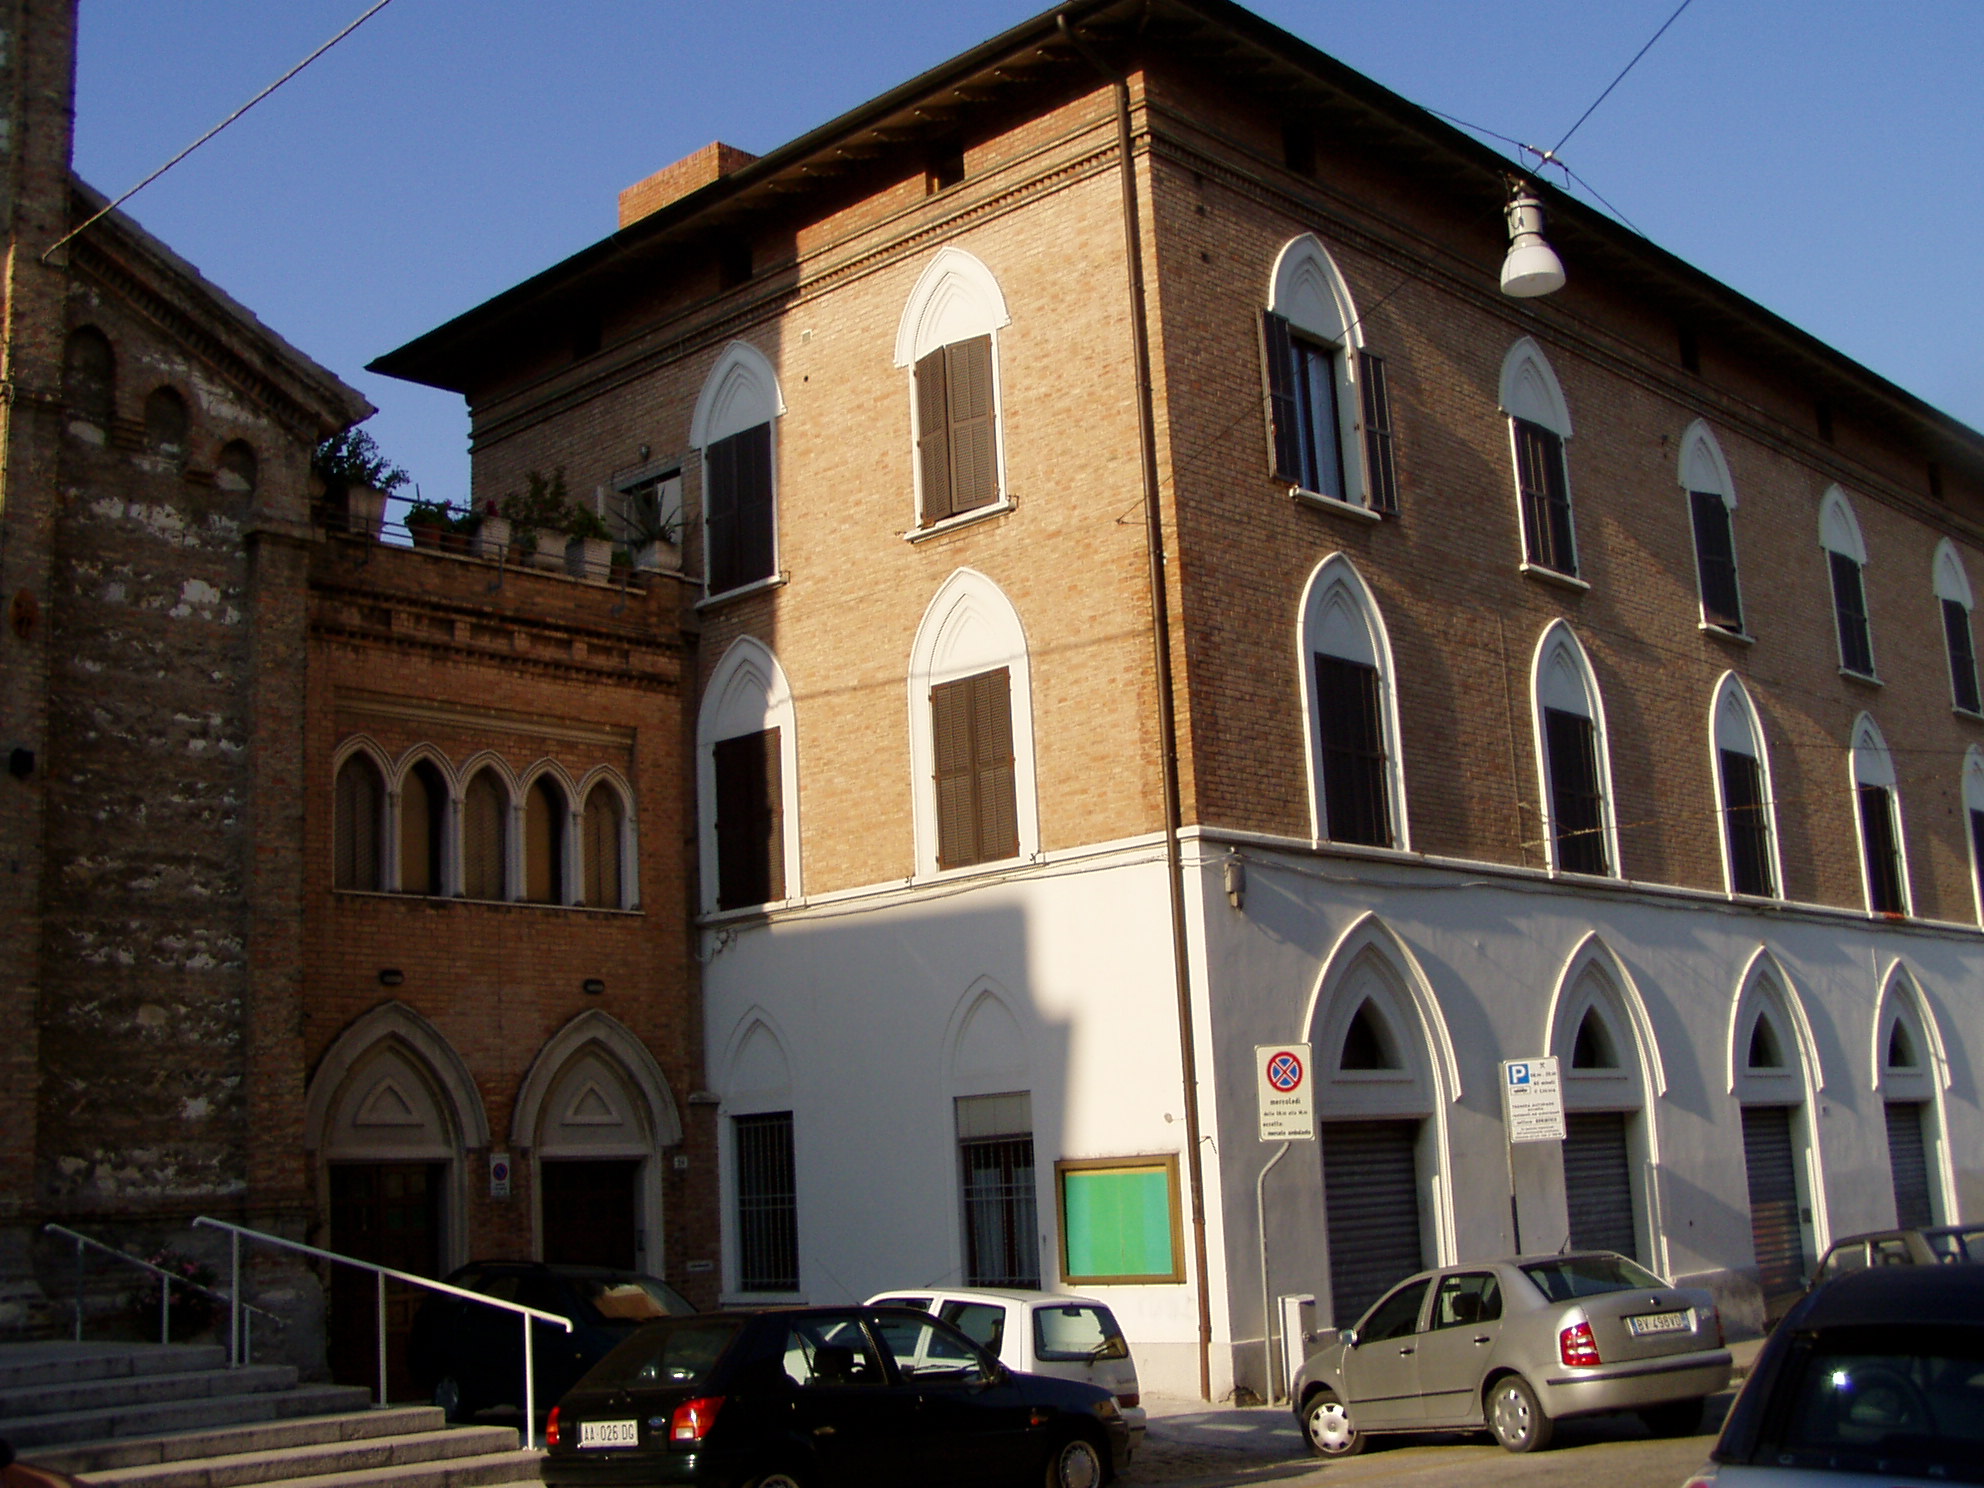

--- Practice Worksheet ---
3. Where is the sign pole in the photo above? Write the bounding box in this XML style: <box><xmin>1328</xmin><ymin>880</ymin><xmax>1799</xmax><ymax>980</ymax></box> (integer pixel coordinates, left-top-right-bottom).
<box><xmin>1506</xmin><ymin>1128</ymin><xmax>1522</xmax><ymax>1255</ymax></box>
<box><xmin>1500</xmin><ymin>1057</ymin><xmax>1566</xmax><ymax>1257</ymax></box>
<box><xmin>1254</xmin><ymin>1045</ymin><xmax>1314</xmax><ymax>1406</ymax></box>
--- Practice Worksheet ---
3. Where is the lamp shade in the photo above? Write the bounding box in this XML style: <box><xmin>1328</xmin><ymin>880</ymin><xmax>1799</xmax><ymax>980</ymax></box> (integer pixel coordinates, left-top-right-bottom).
<box><xmin>1500</xmin><ymin>191</ymin><xmax>1566</xmax><ymax>298</ymax></box>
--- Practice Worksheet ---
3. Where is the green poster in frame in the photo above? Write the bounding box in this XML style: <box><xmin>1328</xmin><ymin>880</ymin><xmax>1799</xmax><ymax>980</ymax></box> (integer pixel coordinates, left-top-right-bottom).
<box><xmin>1056</xmin><ymin>1155</ymin><xmax>1184</xmax><ymax>1284</ymax></box>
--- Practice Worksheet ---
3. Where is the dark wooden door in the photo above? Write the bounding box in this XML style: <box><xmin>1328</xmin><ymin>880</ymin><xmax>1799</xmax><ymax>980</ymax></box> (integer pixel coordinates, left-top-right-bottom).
<box><xmin>540</xmin><ymin>1159</ymin><xmax>639</xmax><ymax>1270</ymax></box>
<box><xmin>327</xmin><ymin>1162</ymin><xmax>442</xmax><ymax>1400</ymax></box>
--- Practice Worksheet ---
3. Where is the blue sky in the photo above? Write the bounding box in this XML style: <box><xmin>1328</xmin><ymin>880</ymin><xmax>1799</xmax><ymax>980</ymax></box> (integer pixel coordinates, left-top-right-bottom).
<box><xmin>74</xmin><ymin>2</ymin><xmax>1983</xmax><ymax>506</ymax></box>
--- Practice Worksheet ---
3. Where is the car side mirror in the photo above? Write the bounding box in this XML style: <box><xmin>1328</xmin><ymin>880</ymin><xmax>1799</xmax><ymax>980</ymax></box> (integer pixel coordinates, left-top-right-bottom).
<box><xmin>1339</xmin><ymin>1328</ymin><xmax>1358</xmax><ymax>1350</ymax></box>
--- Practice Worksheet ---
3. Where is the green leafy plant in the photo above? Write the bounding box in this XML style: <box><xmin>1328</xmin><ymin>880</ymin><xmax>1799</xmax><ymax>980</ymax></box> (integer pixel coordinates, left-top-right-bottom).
<box><xmin>564</xmin><ymin>503</ymin><xmax>611</xmax><ymax>541</ymax></box>
<box><xmin>497</xmin><ymin>468</ymin><xmax>572</xmax><ymax>539</ymax></box>
<box><xmin>313</xmin><ymin>427</ymin><xmax>409</xmax><ymax>496</ymax></box>
<box><xmin>403</xmin><ymin>496</ymin><xmax>454</xmax><ymax>528</ymax></box>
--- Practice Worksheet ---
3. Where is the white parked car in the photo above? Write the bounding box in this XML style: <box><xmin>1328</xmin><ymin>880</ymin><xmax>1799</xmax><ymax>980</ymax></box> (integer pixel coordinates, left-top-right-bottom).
<box><xmin>867</xmin><ymin>1287</ymin><xmax>1146</xmax><ymax>1455</ymax></box>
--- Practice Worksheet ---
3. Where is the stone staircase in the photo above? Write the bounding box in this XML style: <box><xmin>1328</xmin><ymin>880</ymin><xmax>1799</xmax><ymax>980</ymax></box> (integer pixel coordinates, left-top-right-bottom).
<box><xmin>0</xmin><ymin>1344</ymin><xmax>540</xmax><ymax>1488</ymax></box>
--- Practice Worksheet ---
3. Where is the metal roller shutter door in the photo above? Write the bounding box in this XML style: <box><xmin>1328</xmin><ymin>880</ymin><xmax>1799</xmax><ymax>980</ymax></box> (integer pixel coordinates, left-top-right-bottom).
<box><xmin>1563</xmin><ymin>1111</ymin><xmax>1638</xmax><ymax>1260</ymax></box>
<box><xmin>1886</xmin><ymin>1101</ymin><xmax>1933</xmax><ymax>1229</ymax></box>
<box><xmin>1322</xmin><ymin>1119</ymin><xmax>1423</xmax><ymax>1328</ymax></box>
<box><xmin>1740</xmin><ymin>1105</ymin><xmax>1805</xmax><ymax>1296</ymax></box>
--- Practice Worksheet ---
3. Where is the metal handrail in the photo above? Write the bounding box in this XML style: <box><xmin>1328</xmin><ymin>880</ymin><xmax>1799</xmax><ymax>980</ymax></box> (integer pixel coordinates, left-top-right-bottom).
<box><xmin>42</xmin><ymin>1223</ymin><xmax>287</xmax><ymax>1361</ymax></box>
<box><xmin>192</xmin><ymin>1216</ymin><xmax>572</xmax><ymax>1447</ymax></box>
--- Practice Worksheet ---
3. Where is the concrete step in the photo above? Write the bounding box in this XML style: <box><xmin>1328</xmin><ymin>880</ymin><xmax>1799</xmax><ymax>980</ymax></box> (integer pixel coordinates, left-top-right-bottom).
<box><xmin>0</xmin><ymin>1382</ymin><xmax>372</xmax><ymax>1451</ymax></box>
<box><xmin>231</xmin><ymin>1451</ymin><xmax>543</xmax><ymax>1488</ymax></box>
<box><xmin>0</xmin><ymin>1345</ymin><xmax>230</xmax><ymax>1392</ymax></box>
<box><xmin>30</xmin><ymin>1409</ymin><xmax>449</xmax><ymax>1476</ymax></box>
<box><xmin>71</xmin><ymin>1427</ymin><xmax>524</xmax><ymax>1488</ymax></box>
<box><xmin>0</xmin><ymin>1364</ymin><xmax>299</xmax><ymax>1420</ymax></box>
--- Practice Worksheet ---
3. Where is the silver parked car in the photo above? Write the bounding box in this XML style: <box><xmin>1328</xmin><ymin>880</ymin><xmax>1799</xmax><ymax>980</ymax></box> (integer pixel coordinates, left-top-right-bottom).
<box><xmin>1291</xmin><ymin>1251</ymin><xmax>1731</xmax><ymax>1456</ymax></box>
<box><xmin>1681</xmin><ymin>1263</ymin><xmax>1984</xmax><ymax>1488</ymax></box>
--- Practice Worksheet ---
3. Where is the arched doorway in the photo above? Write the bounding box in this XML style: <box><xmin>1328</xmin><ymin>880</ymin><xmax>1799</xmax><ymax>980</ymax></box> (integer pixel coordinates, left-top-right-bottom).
<box><xmin>1728</xmin><ymin>951</ymin><xmax>1827</xmax><ymax>1315</ymax></box>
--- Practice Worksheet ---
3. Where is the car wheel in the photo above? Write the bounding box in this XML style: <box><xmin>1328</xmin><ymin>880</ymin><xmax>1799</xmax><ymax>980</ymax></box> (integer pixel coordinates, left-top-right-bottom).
<box><xmin>1301</xmin><ymin>1390</ymin><xmax>1364</xmax><ymax>1458</ymax></box>
<box><xmin>1044</xmin><ymin>1435</ymin><xmax>1104</xmax><ymax>1488</ymax></box>
<box><xmin>432</xmin><ymin>1375</ymin><xmax>470</xmax><ymax>1423</ymax></box>
<box><xmin>1639</xmin><ymin>1398</ymin><xmax>1704</xmax><ymax>1438</ymax></box>
<box><xmin>1487</xmin><ymin>1375</ymin><xmax>1554</xmax><ymax>1453</ymax></box>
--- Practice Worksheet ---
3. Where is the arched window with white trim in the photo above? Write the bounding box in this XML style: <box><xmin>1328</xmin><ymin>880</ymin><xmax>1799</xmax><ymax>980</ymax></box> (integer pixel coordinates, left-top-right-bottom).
<box><xmin>1681</xmin><ymin>421</ymin><xmax>1743</xmax><ymax>633</ymax></box>
<box><xmin>1820</xmin><ymin>487</ymin><xmax>1875</xmax><ymax>678</ymax></box>
<box><xmin>1874</xmin><ymin>971</ymin><xmax>1951</xmax><ymax>1229</ymax></box>
<box><xmin>895</xmin><ymin>247</ymin><xmax>1011</xmax><ymax>530</ymax></box>
<box><xmin>1261</xmin><ymin>235</ymin><xmax>1396</xmax><ymax>512</ymax></box>
<box><xmin>698</xmin><ymin>637</ymin><xmax>801</xmax><ymax>913</ymax></box>
<box><xmin>691</xmin><ymin>341</ymin><xmax>784</xmax><ymax>597</ymax></box>
<box><xmin>1849</xmin><ymin>714</ymin><xmax>1908</xmax><ymax>915</ymax></box>
<box><xmin>1298</xmin><ymin>554</ymin><xmax>1405</xmax><ymax>847</ymax></box>
<box><xmin>907</xmin><ymin>570</ymin><xmax>1038</xmax><ymax>878</ymax></box>
<box><xmin>1711</xmin><ymin>674</ymin><xmax>1778</xmax><ymax>898</ymax></box>
<box><xmin>1532</xmin><ymin>623</ymin><xmax>1616</xmax><ymax>876</ymax></box>
<box><xmin>1729</xmin><ymin>956</ymin><xmax>1827</xmax><ymax>1297</ymax></box>
<box><xmin>1500</xmin><ymin>339</ymin><xmax>1577</xmax><ymax>577</ymax></box>
<box><xmin>1933</xmin><ymin>539</ymin><xmax>1980</xmax><ymax>715</ymax></box>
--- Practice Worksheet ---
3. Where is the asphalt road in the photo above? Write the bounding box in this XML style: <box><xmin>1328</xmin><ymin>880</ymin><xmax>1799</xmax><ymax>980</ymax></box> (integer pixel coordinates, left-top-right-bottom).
<box><xmin>1126</xmin><ymin>1394</ymin><xmax>1731</xmax><ymax>1488</ymax></box>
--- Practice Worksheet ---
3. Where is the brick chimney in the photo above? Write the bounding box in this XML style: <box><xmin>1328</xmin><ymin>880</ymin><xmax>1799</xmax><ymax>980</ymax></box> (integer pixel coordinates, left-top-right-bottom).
<box><xmin>618</xmin><ymin>142</ymin><xmax>758</xmax><ymax>228</ymax></box>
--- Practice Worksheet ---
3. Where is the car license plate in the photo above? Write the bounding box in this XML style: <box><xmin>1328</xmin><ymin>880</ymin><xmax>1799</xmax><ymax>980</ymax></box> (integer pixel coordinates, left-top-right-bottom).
<box><xmin>1626</xmin><ymin>1309</ymin><xmax>1689</xmax><ymax>1336</ymax></box>
<box><xmin>578</xmin><ymin>1420</ymin><xmax>640</xmax><ymax>1448</ymax></box>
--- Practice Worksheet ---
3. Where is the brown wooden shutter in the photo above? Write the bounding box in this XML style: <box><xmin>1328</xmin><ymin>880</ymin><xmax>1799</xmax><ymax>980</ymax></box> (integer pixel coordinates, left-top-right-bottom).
<box><xmin>916</xmin><ymin>347</ymin><xmax>952</xmax><ymax>524</ymax></box>
<box><xmin>1357</xmin><ymin>351</ymin><xmax>1398</xmax><ymax>513</ymax></box>
<box><xmin>1262</xmin><ymin>312</ymin><xmax>1301</xmax><ymax>482</ymax></box>
<box><xmin>932</xmin><ymin>677</ymin><xmax>976</xmax><ymax>869</ymax></box>
<box><xmin>525</xmin><ymin>777</ymin><xmax>564</xmax><ymax>903</ymax></box>
<box><xmin>583</xmin><ymin>786</ymin><xmax>623</xmax><ymax>908</ymax></box>
<box><xmin>399</xmin><ymin>764</ymin><xmax>440</xmax><ymax>896</ymax></box>
<box><xmin>1691</xmin><ymin>490</ymin><xmax>1744</xmax><ymax>631</ymax></box>
<box><xmin>334</xmin><ymin>756</ymin><xmax>383</xmax><ymax>892</ymax></box>
<box><xmin>972</xmin><ymin>667</ymin><xmax>1018</xmax><ymax>860</ymax></box>
<box><xmin>705</xmin><ymin>432</ymin><xmax>739</xmax><ymax>590</ymax></box>
<box><xmin>462</xmin><ymin>772</ymin><xmax>506</xmax><ymax>900</ymax></box>
<box><xmin>714</xmin><ymin>729</ymin><xmax>782</xmax><ymax>908</ymax></box>
<box><xmin>1544</xmin><ymin>706</ymin><xmax>1607</xmax><ymax>874</ymax></box>
<box><xmin>707</xmin><ymin>423</ymin><xmax>774</xmax><ymax>592</ymax></box>
<box><xmin>946</xmin><ymin>335</ymin><xmax>997</xmax><ymax>515</ymax></box>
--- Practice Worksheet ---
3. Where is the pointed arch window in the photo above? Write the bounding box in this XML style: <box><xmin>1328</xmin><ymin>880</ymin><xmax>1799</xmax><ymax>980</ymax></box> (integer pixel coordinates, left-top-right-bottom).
<box><xmin>581</xmin><ymin>782</ymin><xmax>628</xmax><ymax>909</ymax></box>
<box><xmin>1680</xmin><ymin>422</ymin><xmax>1743</xmax><ymax>633</ymax></box>
<box><xmin>1933</xmin><ymin>540</ymin><xmax>1980</xmax><ymax>715</ymax></box>
<box><xmin>524</xmin><ymin>775</ymin><xmax>569</xmax><ymax>905</ymax></box>
<box><xmin>1300</xmin><ymin>556</ymin><xmax>1404</xmax><ymax>848</ymax></box>
<box><xmin>1500</xmin><ymin>339</ymin><xmax>1577</xmax><ymax>578</ymax></box>
<box><xmin>895</xmin><ymin>248</ymin><xmax>1011</xmax><ymax>530</ymax></box>
<box><xmin>1820</xmin><ymin>488</ymin><xmax>1875</xmax><ymax>678</ymax></box>
<box><xmin>1849</xmin><ymin>715</ymin><xmax>1908</xmax><ymax>915</ymax></box>
<box><xmin>333</xmin><ymin>753</ymin><xmax>385</xmax><ymax>891</ymax></box>
<box><xmin>699</xmin><ymin>637</ymin><xmax>801</xmax><ymax>913</ymax></box>
<box><xmin>399</xmin><ymin>759</ymin><xmax>449</xmax><ymax>896</ymax></box>
<box><xmin>461</xmin><ymin>768</ymin><xmax>510</xmax><ymax>901</ymax></box>
<box><xmin>63</xmin><ymin>327</ymin><xmax>115</xmax><ymax>429</ymax></box>
<box><xmin>1534</xmin><ymin>625</ymin><xmax>1615</xmax><ymax>876</ymax></box>
<box><xmin>1262</xmin><ymin>235</ymin><xmax>1395</xmax><ymax>512</ymax></box>
<box><xmin>691</xmin><ymin>342</ymin><xmax>784</xmax><ymax>597</ymax></box>
<box><xmin>1963</xmin><ymin>748</ymin><xmax>1984</xmax><ymax>926</ymax></box>
<box><xmin>1712</xmin><ymin>676</ymin><xmax>1777</xmax><ymax>898</ymax></box>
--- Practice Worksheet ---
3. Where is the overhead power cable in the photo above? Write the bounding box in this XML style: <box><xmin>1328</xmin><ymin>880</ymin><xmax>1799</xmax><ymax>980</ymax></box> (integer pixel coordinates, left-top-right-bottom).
<box><xmin>1548</xmin><ymin>0</ymin><xmax>1698</xmax><ymax>161</ymax></box>
<box><xmin>44</xmin><ymin>0</ymin><xmax>399</xmax><ymax>263</ymax></box>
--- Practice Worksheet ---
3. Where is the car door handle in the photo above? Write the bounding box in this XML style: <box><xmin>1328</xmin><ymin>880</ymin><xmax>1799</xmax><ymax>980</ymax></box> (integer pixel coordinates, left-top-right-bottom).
<box><xmin>812</xmin><ymin>1426</ymin><xmax>836</xmax><ymax>1437</ymax></box>
<box><xmin>1473</xmin><ymin>1335</ymin><xmax>1492</xmax><ymax>1345</ymax></box>
<box><xmin>1397</xmin><ymin>1346</ymin><xmax>1414</xmax><ymax>1356</ymax></box>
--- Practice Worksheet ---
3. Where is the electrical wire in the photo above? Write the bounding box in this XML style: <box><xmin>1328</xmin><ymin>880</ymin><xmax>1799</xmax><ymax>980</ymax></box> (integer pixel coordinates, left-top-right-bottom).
<box><xmin>1549</xmin><ymin>0</ymin><xmax>1698</xmax><ymax>161</ymax></box>
<box><xmin>44</xmin><ymin>0</ymin><xmax>399</xmax><ymax>263</ymax></box>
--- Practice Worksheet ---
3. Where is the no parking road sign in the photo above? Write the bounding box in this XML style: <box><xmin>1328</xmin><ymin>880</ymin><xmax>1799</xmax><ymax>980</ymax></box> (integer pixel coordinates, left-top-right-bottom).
<box><xmin>1256</xmin><ymin>1044</ymin><xmax>1315</xmax><ymax>1142</ymax></box>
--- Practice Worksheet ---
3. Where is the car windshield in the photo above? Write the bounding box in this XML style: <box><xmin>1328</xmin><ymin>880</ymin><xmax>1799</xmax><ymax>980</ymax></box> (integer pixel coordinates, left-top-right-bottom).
<box><xmin>583</xmin><ymin>1318</ymin><xmax>741</xmax><ymax>1389</ymax></box>
<box><xmin>1769</xmin><ymin>1327</ymin><xmax>1984</xmax><ymax>1483</ymax></box>
<box><xmin>1520</xmin><ymin>1254</ymin><xmax>1667</xmax><ymax>1302</ymax></box>
<box><xmin>576</xmin><ymin>1275</ymin><xmax>695</xmax><ymax>1322</ymax></box>
<box><xmin>1033</xmin><ymin>1304</ymin><xmax>1128</xmax><ymax>1362</ymax></box>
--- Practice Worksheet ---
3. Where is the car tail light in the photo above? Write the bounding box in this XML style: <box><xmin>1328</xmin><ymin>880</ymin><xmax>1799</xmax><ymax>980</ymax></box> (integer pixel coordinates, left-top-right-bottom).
<box><xmin>1559</xmin><ymin>1321</ymin><xmax>1601</xmax><ymax>1367</ymax></box>
<box><xmin>545</xmin><ymin>1406</ymin><xmax>562</xmax><ymax>1448</ymax></box>
<box><xmin>669</xmin><ymin>1395</ymin><xmax>725</xmax><ymax>1443</ymax></box>
<box><xmin>1116</xmin><ymin>1391</ymin><xmax>1139</xmax><ymax>1409</ymax></box>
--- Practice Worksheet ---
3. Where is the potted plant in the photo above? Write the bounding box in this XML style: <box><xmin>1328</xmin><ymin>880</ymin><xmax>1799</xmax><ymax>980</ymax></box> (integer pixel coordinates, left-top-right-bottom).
<box><xmin>471</xmin><ymin>498</ymin><xmax>512</xmax><ymax>559</ymax></box>
<box><xmin>565</xmin><ymin>502</ymin><xmax>614</xmax><ymax>579</ymax></box>
<box><xmin>499</xmin><ymin>469</ymin><xmax>575</xmax><ymax>570</ymax></box>
<box><xmin>313</xmin><ymin>427</ymin><xmax>409</xmax><ymax>540</ymax></box>
<box><xmin>441</xmin><ymin>504</ymin><xmax>479</xmax><ymax>554</ymax></box>
<box><xmin>403</xmin><ymin>496</ymin><xmax>454</xmax><ymax>549</ymax></box>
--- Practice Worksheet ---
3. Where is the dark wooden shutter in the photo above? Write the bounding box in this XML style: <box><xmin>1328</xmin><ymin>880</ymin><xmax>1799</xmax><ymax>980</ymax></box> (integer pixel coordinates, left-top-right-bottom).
<box><xmin>1885</xmin><ymin>1100</ymin><xmax>1933</xmax><ymax>1229</ymax></box>
<box><xmin>1944</xmin><ymin>598</ymin><xmax>1980</xmax><ymax>713</ymax></box>
<box><xmin>398</xmin><ymin>763</ymin><xmax>443</xmax><ymax>896</ymax></box>
<box><xmin>1690</xmin><ymin>490</ymin><xmax>1744</xmax><ymax>631</ymax></box>
<box><xmin>1830</xmin><ymin>550</ymin><xmax>1874</xmax><ymax>675</ymax></box>
<box><xmin>461</xmin><ymin>772</ymin><xmax>506</xmax><ymax>900</ymax></box>
<box><xmin>707</xmin><ymin>423</ymin><xmax>774</xmax><ymax>592</ymax></box>
<box><xmin>1262</xmin><ymin>311</ymin><xmax>1302</xmax><ymax>483</ymax></box>
<box><xmin>714</xmin><ymin>729</ymin><xmax>783</xmax><ymax>909</ymax></box>
<box><xmin>1971</xmin><ymin>809</ymin><xmax>1984</xmax><ymax>910</ymax></box>
<box><xmin>334</xmin><ymin>757</ymin><xmax>383</xmax><ymax>892</ymax></box>
<box><xmin>1741</xmin><ymin>1105</ymin><xmax>1806</xmax><ymax>1296</ymax></box>
<box><xmin>916</xmin><ymin>347</ymin><xmax>952</xmax><ymax>524</ymax></box>
<box><xmin>582</xmin><ymin>787</ymin><xmax>623</xmax><ymax>908</ymax></box>
<box><xmin>1563</xmin><ymin>1111</ymin><xmax>1638</xmax><ymax>1259</ymax></box>
<box><xmin>1544</xmin><ymin>707</ymin><xmax>1607</xmax><ymax>875</ymax></box>
<box><xmin>1858</xmin><ymin>784</ymin><xmax>1905</xmax><ymax>913</ymax></box>
<box><xmin>946</xmin><ymin>335</ymin><xmax>998</xmax><ymax>515</ymax></box>
<box><xmin>1720</xmin><ymin>748</ymin><xmax>1774</xmax><ymax>897</ymax></box>
<box><xmin>932</xmin><ymin>669</ymin><xmax>1017</xmax><ymax>869</ymax></box>
<box><xmin>1314</xmin><ymin>654</ymin><xmax>1389</xmax><ymax>846</ymax></box>
<box><xmin>1358</xmin><ymin>351</ymin><xmax>1398</xmax><ymax>513</ymax></box>
<box><xmin>1514</xmin><ymin>419</ymin><xmax>1575</xmax><ymax>574</ymax></box>
<box><xmin>1321</xmin><ymin>1119</ymin><xmax>1423</xmax><ymax>1328</ymax></box>
<box><xmin>525</xmin><ymin>777</ymin><xmax>564</xmax><ymax>904</ymax></box>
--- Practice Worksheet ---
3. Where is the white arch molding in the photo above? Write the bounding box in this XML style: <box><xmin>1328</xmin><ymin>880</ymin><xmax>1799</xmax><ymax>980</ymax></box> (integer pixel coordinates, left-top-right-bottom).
<box><xmin>1498</xmin><ymin>337</ymin><xmax>1573</xmax><ymax>436</ymax></box>
<box><xmin>1269</xmin><ymin>234</ymin><xmax>1364</xmax><ymax>349</ymax></box>
<box><xmin>906</xmin><ymin>569</ymin><xmax>1040</xmax><ymax>878</ymax></box>
<box><xmin>1724</xmin><ymin>948</ymin><xmax>1834</xmax><ymax>1265</ymax></box>
<box><xmin>1530</xmin><ymin>621</ymin><xmax>1621</xmax><ymax>876</ymax></box>
<box><xmin>1678</xmin><ymin>419</ymin><xmax>1736</xmax><ymax>499</ymax></box>
<box><xmin>1297</xmin><ymin>553</ymin><xmax>1409</xmax><ymax>849</ymax></box>
<box><xmin>690</xmin><ymin>340</ymin><xmax>785</xmax><ymax>448</ymax></box>
<box><xmin>944</xmin><ymin>977</ymin><xmax>1033</xmax><ymax>1095</ymax></box>
<box><xmin>1849</xmin><ymin>712</ymin><xmax>1911</xmax><ymax>915</ymax></box>
<box><xmin>697</xmin><ymin>636</ymin><xmax>802</xmax><ymax>911</ymax></box>
<box><xmin>1818</xmin><ymin>485</ymin><xmax>1868</xmax><ymax>565</ymax></box>
<box><xmin>893</xmin><ymin>247</ymin><xmax>1012</xmax><ymax>367</ymax></box>
<box><xmin>1709</xmin><ymin>672</ymin><xmax>1783</xmax><ymax>898</ymax></box>
<box><xmin>1871</xmin><ymin>962</ymin><xmax>1957</xmax><ymax>1227</ymax></box>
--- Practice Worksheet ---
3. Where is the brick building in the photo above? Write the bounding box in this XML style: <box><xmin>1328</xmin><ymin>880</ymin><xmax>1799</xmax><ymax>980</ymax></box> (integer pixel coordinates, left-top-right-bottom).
<box><xmin>376</xmin><ymin>0</ymin><xmax>1984</xmax><ymax>1399</ymax></box>
<box><xmin>0</xmin><ymin>0</ymin><xmax>715</xmax><ymax>1385</ymax></box>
